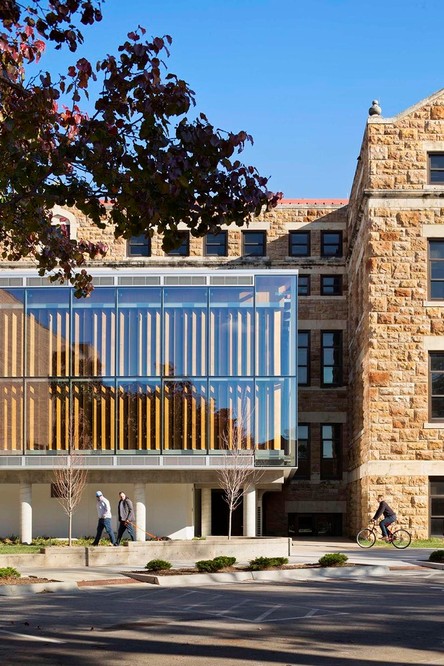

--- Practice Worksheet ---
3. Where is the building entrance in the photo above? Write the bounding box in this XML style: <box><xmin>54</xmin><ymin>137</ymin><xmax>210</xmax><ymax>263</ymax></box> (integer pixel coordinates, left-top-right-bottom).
<box><xmin>211</xmin><ymin>490</ymin><xmax>243</xmax><ymax>536</ymax></box>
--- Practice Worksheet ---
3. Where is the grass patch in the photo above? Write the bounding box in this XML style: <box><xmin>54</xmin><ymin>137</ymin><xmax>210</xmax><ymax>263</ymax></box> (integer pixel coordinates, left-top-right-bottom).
<box><xmin>411</xmin><ymin>538</ymin><xmax>444</xmax><ymax>548</ymax></box>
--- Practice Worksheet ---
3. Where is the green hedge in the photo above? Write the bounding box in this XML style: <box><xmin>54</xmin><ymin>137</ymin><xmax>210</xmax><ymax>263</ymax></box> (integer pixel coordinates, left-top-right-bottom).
<box><xmin>428</xmin><ymin>550</ymin><xmax>444</xmax><ymax>563</ymax></box>
<box><xmin>0</xmin><ymin>567</ymin><xmax>20</xmax><ymax>578</ymax></box>
<box><xmin>318</xmin><ymin>553</ymin><xmax>348</xmax><ymax>567</ymax></box>
<box><xmin>195</xmin><ymin>556</ymin><xmax>236</xmax><ymax>572</ymax></box>
<box><xmin>248</xmin><ymin>556</ymin><xmax>289</xmax><ymax>571</ymax></box>
<box><xmin>145</xmin><ymin>559</ymin><xmax>172</xmax><ymax>572</ymax></box>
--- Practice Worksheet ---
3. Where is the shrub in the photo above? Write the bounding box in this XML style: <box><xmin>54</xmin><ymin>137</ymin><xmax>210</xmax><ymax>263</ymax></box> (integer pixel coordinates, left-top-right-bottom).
<box><xmin>248</xmin><ymin>556</ymin><xmax>289</xmax><ymax>571</ymax></box>
<box><xmin>318</xmin><ymin>553</ymin><xmax>348</xmax><ymax>567</ymax></box>
<box><xmin>145</xmin><ymin>559</ymin><xmax>172</xmax><ymax>572</ymax></box>
<box><xmin>195</xmin><ymin>556</ymin><xmax>236</xmax><ymax>573</ymax></box>
<box><xmin>428</xmin><ymin>550</ymin><xmax>444</xmax><ymax>563</ymax></box>
<box><xmin>0</xmin><ymin>567</ymin><xmax>20</xmax><ymax>579</ymax></box>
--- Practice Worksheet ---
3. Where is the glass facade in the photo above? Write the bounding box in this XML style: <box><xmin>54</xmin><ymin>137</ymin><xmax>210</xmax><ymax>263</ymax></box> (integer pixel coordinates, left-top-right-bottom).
<box><xmin>0</xmin><ymin>273</ymin><xmax>297</xmax><ymax>466</ymax></box>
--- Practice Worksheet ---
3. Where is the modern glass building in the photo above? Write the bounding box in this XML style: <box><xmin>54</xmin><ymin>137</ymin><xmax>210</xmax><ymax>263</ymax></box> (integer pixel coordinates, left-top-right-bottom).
<box><xmin>0</xmin><ymin>269</ymin><xmax>298</xmax><ymax>540</ymax></box>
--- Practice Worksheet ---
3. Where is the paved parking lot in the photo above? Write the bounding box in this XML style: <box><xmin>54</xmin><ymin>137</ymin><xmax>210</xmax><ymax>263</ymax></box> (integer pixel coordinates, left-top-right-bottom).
<box><xmin>1</xmin><ymin>569</ymin><xmax>443</xmax><ymax>665</ymax></box>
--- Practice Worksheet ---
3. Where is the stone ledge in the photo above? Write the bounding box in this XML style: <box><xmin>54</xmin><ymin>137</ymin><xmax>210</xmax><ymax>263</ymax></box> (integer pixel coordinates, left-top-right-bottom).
<box><xmin>0</xmin><ymin>581</ymin><xmax>78</xmax><ymax>597</ymax></box>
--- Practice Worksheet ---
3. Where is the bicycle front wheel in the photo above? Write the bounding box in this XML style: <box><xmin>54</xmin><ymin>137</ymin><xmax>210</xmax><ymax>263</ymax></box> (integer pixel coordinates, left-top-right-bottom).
<box><xmin>391</xmin><ymin>529</ymin><xmax>411</xmax><ymax>549</ymax></box>
<box><xmin>356</xmin><ymin>528</ymin><xmax>376</xmax><ymax>548</ymax></box>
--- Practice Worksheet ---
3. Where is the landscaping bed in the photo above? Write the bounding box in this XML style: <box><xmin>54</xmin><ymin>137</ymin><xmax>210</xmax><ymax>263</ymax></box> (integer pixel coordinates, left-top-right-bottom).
<box><xmin>0</xmin><ymin>575</ymin><xmax>59</xmax><ymax>585</ymax></box>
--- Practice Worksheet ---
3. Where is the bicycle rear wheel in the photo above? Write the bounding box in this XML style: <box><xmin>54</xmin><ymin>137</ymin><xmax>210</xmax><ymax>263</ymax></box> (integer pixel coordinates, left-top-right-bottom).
<box><xmin>391</xmin><ymin>529</ymin><xmax>411</xmax><ymax>549</ymax></box>
<box><xmin>356</xmin><ymin>528</ymin><xmax>376</xmax><ymax>548</ymax></box>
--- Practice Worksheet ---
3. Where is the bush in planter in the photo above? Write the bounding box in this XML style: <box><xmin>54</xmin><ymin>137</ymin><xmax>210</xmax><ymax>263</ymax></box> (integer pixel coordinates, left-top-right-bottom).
<box><xmin>0</xmin><ymin>567</ymin><xmax>20</xmax><ymax>578</ymax></box>
<box><xmin>318</xmin><ymin>553</ymin><xmax>348</xmax><ymax>567</ymax></box>
<box><xmin>145</xmin><ymin>559</ymin><xmax>172</xmax><ymax>572</ymax></box>
<box><xmin>248</xmin><ymin>556</ymin><xmax>289</xmax><ymax>571</ymax></box>
<box><xmin>428</xmin><ymin>550</ymin><xmax>444</xmax><ymax>563</ymax></box>
<box><xmin>195</xmin><ymin>556</ymin><xmax>236</xmax><ymax>572</ymax></box>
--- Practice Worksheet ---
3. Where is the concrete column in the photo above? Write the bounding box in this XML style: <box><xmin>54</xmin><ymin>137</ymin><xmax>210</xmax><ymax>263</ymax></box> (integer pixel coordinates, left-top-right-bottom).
<box><xmin>243</xmin><ymin>484</ymin><xmax>256</xmax><ymax>537</ymax></box>
<box><xmin>201</xmin><ymin>488</ymin><xmax>212</xmax><ymax>537</ymax></box>
<box><xmin>20</xmin><ymin>482</ymin><xmax>32</xmax><ymax>544</ymax></box>
<box><xmin>134</xmin><ymin>483</ymin><xmax>146</xmax><ymax>542</ymax></box>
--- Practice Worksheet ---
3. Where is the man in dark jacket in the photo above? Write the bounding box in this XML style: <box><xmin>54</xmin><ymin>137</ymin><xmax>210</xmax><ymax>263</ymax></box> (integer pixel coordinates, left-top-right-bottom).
<box><xmin>115</xmin><ymin>491</ymin><xmax>136</xmax><ymax>545</ymax></box>
<box><xmin>372</xmin><ymin>494</ymin><xmax>397</xmax><ymax>540</ymax></box>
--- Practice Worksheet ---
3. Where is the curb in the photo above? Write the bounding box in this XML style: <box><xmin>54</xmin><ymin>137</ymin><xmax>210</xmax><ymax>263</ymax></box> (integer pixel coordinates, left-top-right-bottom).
<box><xmin>0</xmin><ymin>581</ymin><xmax>78</xmax><ymax>597</ymax></box>
<box><xmin>415</xmin><ymin>561</ymin><xmax>444</xmax><ymax>571</ymax></box>
<box><xmin>125</xmin><ymin>564</ymin><xmax>390</xmax><ymax>587</ymax></box>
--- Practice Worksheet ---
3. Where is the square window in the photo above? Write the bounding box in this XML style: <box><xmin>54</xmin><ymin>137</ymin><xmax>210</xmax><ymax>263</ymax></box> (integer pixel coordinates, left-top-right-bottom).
<box><xmin>128</xmin><ymin>235</ymin><xmax>151</xmax><ymax>257</ymax></box>
<box><xmin>321</xmin><ymin>275</ymin><xmax>342</xmax><ymax>295</ymax></box>
<box><xmin>289</xmin><ymin>231</ymin><xmax>310</xmax><ymax>257</ymax></box>
<box><xmin>298</xmin><ymin>275</ymin><xmax>310</xmax><ymax>296</ymax></box>
<box><xmin>205</xmin><ymin>232</ymin><xmax>228</xmax><ymax>257</ymax></box>
<box><xmin>321</xmin><ymin>231</ymin><xmax>342</xmax><ymax>258</ymax></box>
<box><xmin>242</xmin><ymin>231</ymin><xmax>266</xmax><ymax>257</ymax></box>
<box><xmin>429</xmin><ymin>153</ymin><xmax>444</xmax><ymax>184</ymax></box>
<box><xmin>167</xmin><ymin>232</ymin><xmax>190</xmax><ymax>256</ymax></box>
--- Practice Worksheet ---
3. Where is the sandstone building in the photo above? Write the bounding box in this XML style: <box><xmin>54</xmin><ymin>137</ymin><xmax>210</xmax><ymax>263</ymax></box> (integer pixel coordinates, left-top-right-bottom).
<box><xmin>1</xmin><ymin>89</ymin><xmax>444</xmax><ymax>540</ymax></box>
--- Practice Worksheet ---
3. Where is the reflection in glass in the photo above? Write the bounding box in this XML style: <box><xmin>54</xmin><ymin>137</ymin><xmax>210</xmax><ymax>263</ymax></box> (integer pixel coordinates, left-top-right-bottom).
<box><xmin>117</xmin><ymin>380</ymin><xmax>161</xmax><ymax>451</ymax></box>
<box><xmin>164</xmin><ymin>288</ymin><xmax>207</xmax><ymax>377</ymax></box>
<box><xmin>26</xmin><ymin>288</ymin><xmax>70</xmax><ymax>377</ymax></box>
<box><xmin>25</xmin><ymin>380</ymin><xmax>69</xmax><ymax>451</ymax></box>
<box><xmin>72</xmin><ymin>289</ymin><xmax>116</xmax><ymax>377</ymax></box>
<box><xmin>117</xmin><ymin>288</ymin><xmax>161</xmax><ymax>376</ymax></box>
<box><xmin>72</xmin><ymin>380</ymin><xmax>115</xmax><ymax>451</ymax></box>
<box><xmin>209</xmin><ymin>287</ymin><xmax>254</xmax><ymax>376</ymax></box>
<box><xmin>164</xmin><ymin>380</ymin><xmax>207</xmax><ymax>450</ymax></box>
<box><xmin>255</xmin><ymin>379</ymin><xmax>296</xmax><ymax>463</ymax></box>
<box><xmin>209</xmin><ymin>380</ymin><xmax>254</xmax><ymax>450</ymax></box>
<box><xmin>0</xmin><ymin>380</ymin><xmax>23</xmax><ymax>452</ymax></box>
<box><xmin>0</xmin><ymin>289</ymin><xmax>24</xmax><ymax>377</ymax></box>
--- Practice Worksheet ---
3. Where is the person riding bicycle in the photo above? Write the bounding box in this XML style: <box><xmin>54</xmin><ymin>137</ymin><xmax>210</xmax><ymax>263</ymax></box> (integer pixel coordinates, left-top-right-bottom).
<box><xmin>372</xmin><ymin>494</ymin><xmax>397</xmax><ymax>540</ymax></box>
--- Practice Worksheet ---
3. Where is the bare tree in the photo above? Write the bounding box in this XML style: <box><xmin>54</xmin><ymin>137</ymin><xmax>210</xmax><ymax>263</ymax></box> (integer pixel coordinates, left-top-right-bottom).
<box><xmin>217</xmin><ymin>406</ymin><xmax>263</xmax><ymax>539</ymax></box>
<box><xmin>53</xmin><ymin>452</ymin><xmax>88</xmax><ymax>546</ymax></box>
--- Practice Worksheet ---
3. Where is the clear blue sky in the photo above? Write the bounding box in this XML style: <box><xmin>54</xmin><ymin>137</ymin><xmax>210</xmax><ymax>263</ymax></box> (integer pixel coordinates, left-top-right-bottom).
<box><xmin>47</xmin><ymin>0</ymin><xmax>444</xmax><ymax>198</ymax></box>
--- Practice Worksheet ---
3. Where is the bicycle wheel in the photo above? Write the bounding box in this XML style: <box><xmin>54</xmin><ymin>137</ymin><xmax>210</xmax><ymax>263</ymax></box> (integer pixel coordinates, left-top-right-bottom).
<box><xmin>391</xmin><ymin>529</ymin><xmax>411</xmax><ymax>549</ymax></box>
<box><xmin>356</xmin><ymin>528</ymin><xmax>376</xmax><ymax>548</ymax></box>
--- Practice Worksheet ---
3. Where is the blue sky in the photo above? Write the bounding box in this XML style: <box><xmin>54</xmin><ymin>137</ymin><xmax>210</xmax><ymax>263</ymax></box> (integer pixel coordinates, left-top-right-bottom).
<box><xmin>45</xmin><ymin>0</ymin><xmax>444</xmax><ymax>198</ymax></box>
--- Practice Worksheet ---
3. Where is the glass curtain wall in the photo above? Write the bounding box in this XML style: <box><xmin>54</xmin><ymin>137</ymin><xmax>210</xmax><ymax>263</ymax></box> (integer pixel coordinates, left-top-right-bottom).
<box><xmin>0</xmin><ymin>274</ymin><xmax>297</xmax><ymax>465</ymax></box>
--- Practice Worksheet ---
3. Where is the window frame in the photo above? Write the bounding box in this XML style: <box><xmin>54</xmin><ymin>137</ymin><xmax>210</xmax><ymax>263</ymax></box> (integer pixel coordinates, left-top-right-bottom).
<box><xmin>429</xmin><ymin>240</ymin><xmax>444</xmax><ymax>300</ymax></box>
<box><xmin>167</xmin><ymin>232</ymin><xmax>190</xmax><ymax>257</ymax></box>
<box><xmin>289</xmin><ymin>231</ymin><xmax>310</xmax><ymax>257</ymax></box>
<box><xmin>298</xmin><ymin>330</ymin><xmax>310</xmax><ymax>386</ymax></box>
<box><xmin>295</xmin><ymin>422</ymin><xmax>310</xmax><ymax>479</ymax></box>
<box><xmin>321</xmin><ymin>330</ymin><xmax>343</xmax><ymax>387</ymax></box>
<box><xmin>204</xmin><ymin>232</ymin><xmax>228</xmax><ymax>257</ymax></box>
<box><xmin>321</xmin><ymin>231</ymin><xmax>343</xmax><ymax>258</ymax></box>
<box><xmin>298</xmin><ymin>275</ymin><xmax>311</xmax><ymax>296</ymax></box>
<box><xmin>429</xmin><ymin>153</ymin><xmax>444</xmax><ymax>184</ymax></box>
<box><xmin>127</xmin><ymin>235</ymin><xmax>152</xmax><ymax>257</ymax></box>
<box><xmin>242</xmin><ymin>231</ymin><xmax>266</xmax><ymax>257</ymax></box>
<box><xmin>429</xmin><ymin>352</ymin><xmax>444</xmax><ymax>421</ymax></box>
<box><xmin>320</xmin><ymin>423</ymin><xmax>342</xmax><ymax>480</ymax></box>
<box><xmin>321</xmin><ymin>274</ymin><xmax>343</xmax><ymax>296</ymax></box>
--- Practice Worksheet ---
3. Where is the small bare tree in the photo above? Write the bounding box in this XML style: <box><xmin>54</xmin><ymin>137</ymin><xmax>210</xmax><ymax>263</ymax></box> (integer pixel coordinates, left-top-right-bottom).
<box><xmin>217</xmin><ymin>405</ymin><xmax>263</xmax><ymax>539</ymax></box>
<box><xmin>53</xmin><ymin>452</ymin><xmax>88</xmax><ymax>546</ymax></box>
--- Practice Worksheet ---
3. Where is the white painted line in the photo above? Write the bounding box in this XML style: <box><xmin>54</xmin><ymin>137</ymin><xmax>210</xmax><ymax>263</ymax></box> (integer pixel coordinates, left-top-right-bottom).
<box><xmin>216</xmin><ymin>600</ymin><xmax>249</xmax><ymax>616</ymax></box>
<box><xmin>0</xmin><ymin>629</ymin><xmax>65</xmax><ymax>644</ymax></box>
<box><xmin>253</xmin><ymin>605</ymin><xmax>281</xmax><ymax>622</ymax></box>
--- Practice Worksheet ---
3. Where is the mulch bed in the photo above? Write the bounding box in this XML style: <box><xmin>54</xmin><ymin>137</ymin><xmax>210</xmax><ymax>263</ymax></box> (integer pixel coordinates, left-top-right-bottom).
<box><xmin>0</xmin><ymin>576</ymin><xmax>59</xmax><ymax>585</ymax></box>
<box><xmin>132</xmin><ymin>563</ymin><xmax>355</xmax><ymax>577</ymax></box>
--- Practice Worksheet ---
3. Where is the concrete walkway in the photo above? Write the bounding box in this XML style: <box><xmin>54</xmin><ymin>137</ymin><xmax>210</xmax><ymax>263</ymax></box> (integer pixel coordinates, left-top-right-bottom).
<box><xmin>13</xmin><ymin>538</ymin><xmax>440</xmax><ymax>586</ymax></box>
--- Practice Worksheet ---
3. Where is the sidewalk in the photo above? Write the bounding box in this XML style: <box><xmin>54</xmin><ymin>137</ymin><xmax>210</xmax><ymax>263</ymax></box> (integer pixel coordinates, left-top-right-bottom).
<box><xmin>15</xmin><ymin>538</ymin><xmax>437</xmax><ymax>586</ymax></box>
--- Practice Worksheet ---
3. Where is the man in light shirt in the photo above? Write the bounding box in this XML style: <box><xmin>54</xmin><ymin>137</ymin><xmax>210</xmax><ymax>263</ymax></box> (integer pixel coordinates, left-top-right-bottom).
<box><xmin>92</xmin><ymin>491</ymin><xmax>117</xmax><ymax>546</ymax></box>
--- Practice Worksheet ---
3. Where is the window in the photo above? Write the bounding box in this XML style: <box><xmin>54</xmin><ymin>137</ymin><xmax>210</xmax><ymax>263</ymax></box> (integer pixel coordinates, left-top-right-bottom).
<box><xmin>289</xmin><ymin>231</ymin><xmax>310</xmax><ymax>257</ymax></box>
<box><xmin>430</xmin><ymin>352</ymin><xmax>444</xmax><ymax>420</ymax></box>
<box><xmin>430</xmin><ymin>477</ymin><xmax>444</xmax><ymax>536</ymax></box>
<box><xmin>321</xmin><ymin>275</ymin><xmax>342</xmax><ymax>296</ymax></box>
<box><xmin>298</xmin><ymin>331</ymin><xmax>310</xmax><ymax>385</ymax></box>
<box><xmin>205</xmin><ymin>232</ymin><xmax>228</xmax><ymax>257</ymax></box>
<box><xmin>429</xmin><ymin>153</ymin><xmax>444</xmax><ymax>184</ymax></box>
<box><xmin>298</xmin><ymin>275</ymin><xmax>310</xmax><ymax>296</ymax></box>
<box><xmin>321</xmin><ymin>424</ymin><xmax>342</xmax><ymax>480</ymax></box>
<box><xmin>167</xmin><ymin>232</ymin><xmax>189</xmax><ymax>256</ymax></box>
<box><xmin>295</xmin><ymin>423</ymin><xmax>310</xmax><ymax>478</ymax></box>
<box><xmin>429</xmin><ymin>240</ymin><xmax>444</xmax><ymax>299</ymax></box>
<box><xmin>242</xmin><ymin>231</ymin><xmax>266</xmax><ymax>257</ymax></box>
<box><xmin>128</xmin><ymin>235</ymin><xmax>151</xmax><ymax>257</ymax></box>
<box><xmin>321</xmin><ymin>231</ymin><xmax>342</xmax><ymax>257</ymax></box>
<box><xmin>321</xmin><ymin>331</ymin><xmax>343</xmax><ymax>386</ymax></box>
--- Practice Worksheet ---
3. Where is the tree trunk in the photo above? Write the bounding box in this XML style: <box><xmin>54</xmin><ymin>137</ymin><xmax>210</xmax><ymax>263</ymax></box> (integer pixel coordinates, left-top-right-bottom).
<box><xmin>68</xmin><ymin>512</ymin><xmax>72</xmax><ymax>547</ymax></box>
<box><xmin>228</xmin><ymin>507</ymin><xmax>232</xmax><ymax>540</ymax></box>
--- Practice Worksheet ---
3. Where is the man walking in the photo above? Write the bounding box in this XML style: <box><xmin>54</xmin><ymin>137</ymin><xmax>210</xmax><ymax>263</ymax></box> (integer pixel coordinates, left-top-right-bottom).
<box><xmin>116</xmin><ymin>491</ymin><xmax>136</xmax><ymax>545</ymax></box>
<box><xmin>92</xmin><ymin>491</ymin><xmax>117</xmax><ymax>546</ymax></box>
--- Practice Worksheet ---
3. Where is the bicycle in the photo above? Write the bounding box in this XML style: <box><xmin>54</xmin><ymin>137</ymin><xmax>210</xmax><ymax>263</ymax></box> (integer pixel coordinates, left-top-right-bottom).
<box><xmin>356</xmin><ymin>521</ymin><xmax>411</xmax><ymax>549</ymax></box>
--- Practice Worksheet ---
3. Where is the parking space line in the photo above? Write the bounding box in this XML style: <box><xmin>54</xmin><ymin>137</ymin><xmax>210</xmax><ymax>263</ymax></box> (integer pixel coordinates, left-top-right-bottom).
<box><xmin>253</xmin><ymin>604</ymin><xmax>281</xmax><ymax>622</ymax></box>
<box><xmin>0</xmin><ymin>629</ymin><xmax>65</xmax><ymax>644</ymax></box>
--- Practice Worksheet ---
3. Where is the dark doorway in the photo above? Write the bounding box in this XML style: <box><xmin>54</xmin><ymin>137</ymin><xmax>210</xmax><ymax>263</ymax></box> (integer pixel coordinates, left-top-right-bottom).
<box><xmin>288</xmin><ymin>513</ymin><xmax>343</xmax><ymax>537</ymax></box>
<box><xmin>211</xmin><ymin>489</ymin><xmax>243</xmax><ymax>536</ymax></box>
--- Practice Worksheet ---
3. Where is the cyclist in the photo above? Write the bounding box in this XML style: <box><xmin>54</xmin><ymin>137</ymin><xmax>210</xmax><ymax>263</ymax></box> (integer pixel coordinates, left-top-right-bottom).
<box><xmin>372</xmin><ymin>494</ymin><xmax>397</xmax><ymax>540</ymax></box>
